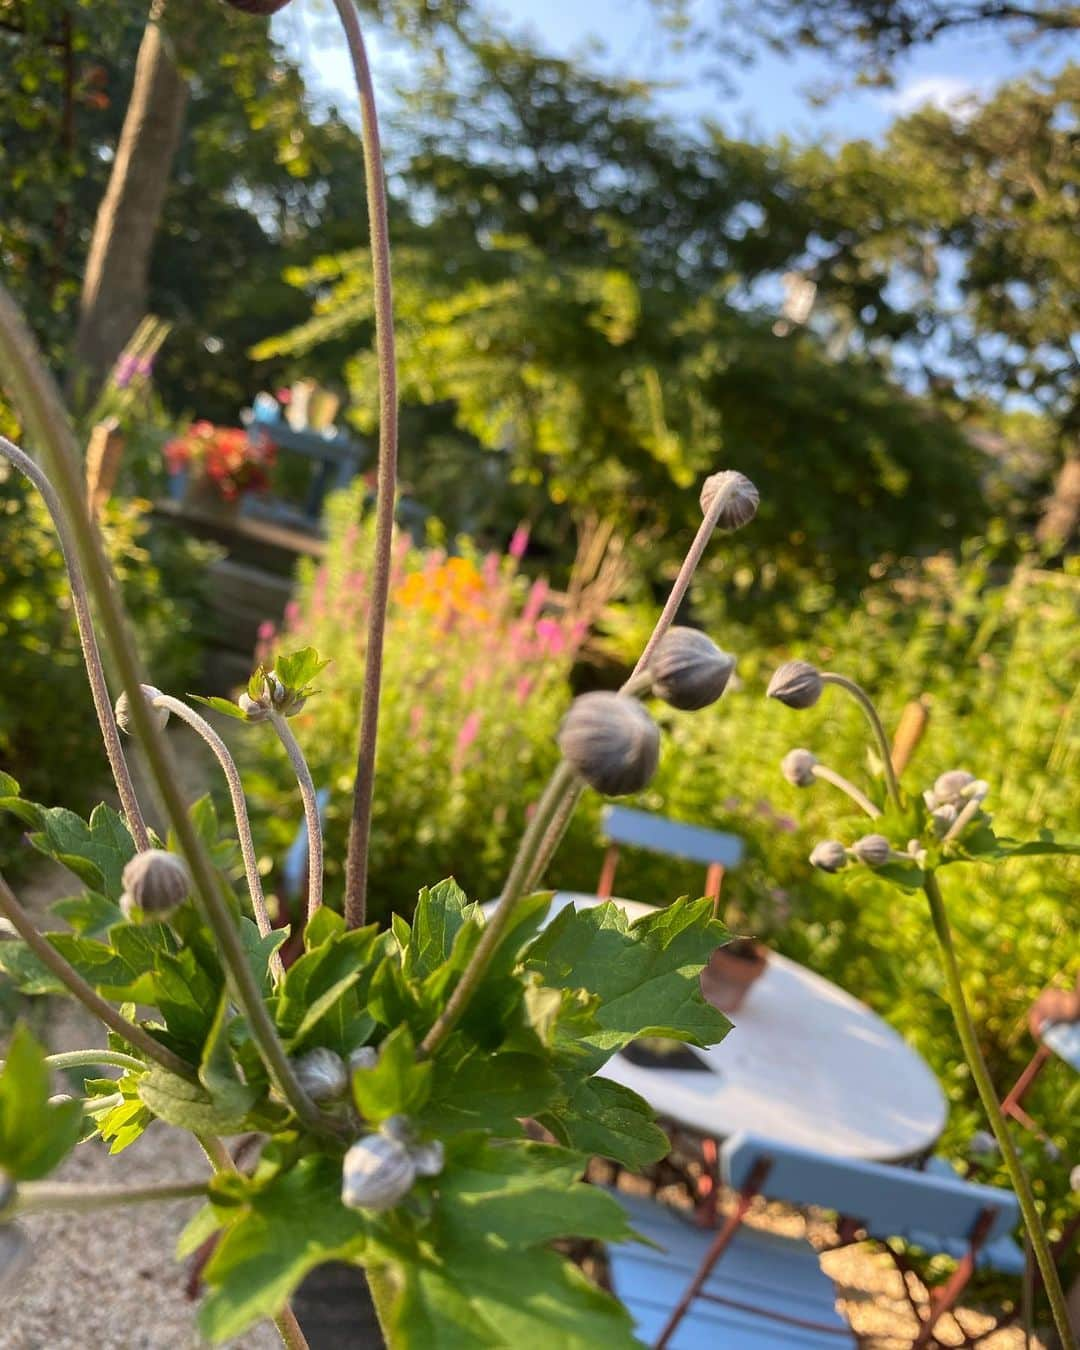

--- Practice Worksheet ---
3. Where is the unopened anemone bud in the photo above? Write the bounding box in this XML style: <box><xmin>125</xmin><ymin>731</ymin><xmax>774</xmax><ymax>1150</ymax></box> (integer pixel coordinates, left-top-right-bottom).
<box><xmin>347</xmin><ymin>1045</ymin><xmax>378</xmax><ymax>1075</ymax></box>
<box><xmin>558</xmin><ymin>692</ymin><xmax>660</xmax><ymax>796</ymax></box>
<box><xmin>292</xmin><ymin>1047</ymin><xmax>348</xmax><ymax>1103</ymax></box>
<box><xmin>115</xmin><ymin>685</ymin><xmax>169</xmax><ymax>735</ymax></box>
<box><xmin>929</xmin><ymin>769</ymin><xmax>975</xmax><ymax>807</ymax></box>
<box><xmin>341</xmin><ymin>1133</ymin><xmax>416</xmax><ymax>1212</ymax></box>
<box><xmin>699</xmin><ymin>470</ymin><xmax>760</xmax><ymax>531</ymax></box>
<box><xmin>767</xmin><ymin>660</ymin><xmax>822</xmax><ymax>710</ymax></box>
<box><xmin>120</xmin><ymin>849</ymin><xmax>191</xmax><ymax>919</ymax></box>
<box><xmin>0</xmin><ymin>1223</ymin><xmax>29</xmax><ymax>1294</ymax></box>
<box><xmin>930</xmin><ymin>802</ymin><xmax>958</xmax><ymax>835</ymax></box>
<box><xmin>962</xmin><ymin>779</ymin><xmax>990</xmax><ymax>804</ymax></box>
<box><xmin>411</xmin><ymin>1138</ymin><xmax>445</xmax><ymax>1179</ymax></box>
<box><xmin>781</xmin><ymin>748</ymin><xmax>818</xmax><ymax>788</ymax></box>
<box><xmin>266</xmin><ymin>669</ymin><xmax>307</xmax><ymax>717</ymax></box>
<box><xmin>649</xmin><ymin>627</ymin><xmax>735</xmax><ymax>710</ymax></box>
<box><xmin>809</xmin><ymin>840</ymin><xmax>847</xmax><ymax>873</ymax></box>
<box><xmin>238</xmin><ymin>690</ymin><xmax>272</xmax><ymax>723</ymax></box>
<box><xmin>851</xmin><ymin>834</ymin><xmax>892</xmax><ymax>867</ymax></box>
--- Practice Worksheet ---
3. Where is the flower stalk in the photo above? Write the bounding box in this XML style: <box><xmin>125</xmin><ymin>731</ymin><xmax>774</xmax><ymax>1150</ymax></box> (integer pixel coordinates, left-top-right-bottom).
<box><xmin>923</xmin><ymin>871</ymin><xmax>1075</xmax><ymax>1350</ymax></box>
<box><xmin>269</xmin><ymin>711</ymin><xmax>323</xmax><ymax>921</ymax></box>
<box><xmin>820</xmin><ymin>672</ymin><xmax>903</xmax><ymax>811</ymax></box>
<box><xmin>811</xmin><ymin>764</ymin><xmax>881</xmax><ymax>819</ymax></box>
<box><xmin>6</xmin><ymin>1178</ymin><xmax>207</xmax><ymax>1218</ymax></box>
<box><xmin>334</xmin><ymin>0</ymin><xmax>399</xmax><ymax>931</ymax></box>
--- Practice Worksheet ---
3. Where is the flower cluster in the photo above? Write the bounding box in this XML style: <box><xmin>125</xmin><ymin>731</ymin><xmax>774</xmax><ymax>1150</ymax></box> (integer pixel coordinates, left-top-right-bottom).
<box><xmin>163</xmin><ymin>422</ymin><xmax>275</xmax><ymax>502</ymax></box>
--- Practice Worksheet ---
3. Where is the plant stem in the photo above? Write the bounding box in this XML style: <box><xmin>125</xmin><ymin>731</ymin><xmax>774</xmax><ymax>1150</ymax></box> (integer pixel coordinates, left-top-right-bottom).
<box><xmin>626</xmin><ymin>474</ymin><xmax>743</xmax><ymax>684</ymax></box>
<box><xmin>420</xmin><ymin>761</ymin><xmax>578</xmax><ymax>1056</ymax></box>
<box><xmin>334</xmin><ymin>0</ymin><xmax>399</xmax><ymax>931</ymax></box>
<box><xmin>367</xmin><ymin>1265</ymin><xmax>398</xmax><ymax>1341</ymax></box>
<box><xmin>0</xmin><ymin>434</ymin><xmax>149</xmax><ymax>850</ymax></box>
<box><xmin>821</xmin><ymin>671</ymin><xmax>903</xmax><ymax>811</ymax></box>
<box><xmin>0</xmin><ymin>285</ymin><xmax>329</xmax><ymax>1139</ymax></box>
<box><xmin>923</xmin><ymin>871</ymin><xmax>1075</xmax><ymax>1350</ymax></box>
<box><xmin>154</xmin><ymin>694</ymin><xmax>282</xmax><ymax>978</ymax></box>
<box><xmin>522</xmin><ymin>781</ymin><xmax>585</xmax><ymax>893</ymax></box>
<box><xmin>273</xmin><ymin>1304</ymin><xmax>311</xmax><ymax>1350</ymax></box>
<box><xmin>12</xmin><ymin>1178</ymin><xmax>207</xmax><ymax>1216</ymax></box>
<box><xmin>44</xmin><ymin>1049</ymin><xmax>146</xmax><ymax>1074</ymax></box>
<box><xmin>811</xmin><ymin>764</ymin><xmax>882</xmax><ymax>819</ymax></box>
<box><xmin>269</xmin><ymin>712</ymin><xmax>323</xmax><ymax>922</ymax></box>
<box><xmin>0</xmin><ymin>872</ymin><xmax>194</xmax><ymax>1079</ymax></box>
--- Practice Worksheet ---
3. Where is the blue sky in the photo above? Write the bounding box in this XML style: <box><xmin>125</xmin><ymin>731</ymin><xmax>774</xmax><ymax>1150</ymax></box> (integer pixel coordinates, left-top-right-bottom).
<box><xmin>279</xmin><ymin>0</ymin><xmax>1072</xmax><ymax>144</ymax></box>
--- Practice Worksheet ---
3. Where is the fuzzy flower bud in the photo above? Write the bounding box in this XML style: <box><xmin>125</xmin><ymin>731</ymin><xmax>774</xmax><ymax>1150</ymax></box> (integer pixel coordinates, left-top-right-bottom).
<box><xmin>292</xmin><ymin>1047</ymin><xmax>348</xmax><ymax>1103</ymax></box>
<box><xmin>809</xmin><ymin>840</ymin><xmax>848</xmax><ymax>873</ymax></box>
<box><xmin>851</xmin><ymin>834</ymin><xmax>892</xmax><ymax>867</ymax></box>
<box><xmin>781</xmin><ymin>748</ymin><xmax>818</xmax><ymax>787</ymax></box>
<box><xmin>115</xmin><ymin>685</ymin><xmax>169</xmax><ymax>735</ymax></box>
<box><xmin>411</xmin><ymin>1139</ymin><xmax>446</xmax><ymax>1178</ymax></box>
<box><xmin>924</xmin><ymin>769</ymin><xmax>975</xmax><ymax>810</ymax></box>
<box><xmin>648</xmin><ymin>628</ymin><xmax>735</xmax><ymax>710</ymax></box>
<box><xmin>0</xmin><ymin>1223</ymin><xmax>29</xmax><ymax>1294</ymax></box>
<box><xmin>342</xmin><ymin>1133</ymin><xmax>416</xmax><ymax>1212</ymax></box>
<box><xmin>699</xmin><ymin>471</ymin><xmax>760</xmax><ymax>531</ymax></box>
<box><xmin>558</xmin><ymin>692</ymin><xmax>660</xmax><ymax>796</ymax></box>
<box><xmin>120</xmin><ymin>849</ymin><xmax>191</xmax><ymax>919</ymax></box>
<box><xmin>347</xmin><ymin>1045</ymin><xmax>378</xmax><ymax>1074</ymax></box>
<box><xmin>238</xmin><ymin>690</ymin><xmax>273</xmax><ymax>723</ymax></box>
<box><xmin>767</xmin><ymin>660</ymin><xmax>823</xmax><ymax>710</ymax></box>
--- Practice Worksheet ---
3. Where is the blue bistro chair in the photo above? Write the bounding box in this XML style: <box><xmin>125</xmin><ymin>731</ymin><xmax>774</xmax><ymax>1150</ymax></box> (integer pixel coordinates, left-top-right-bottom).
<box><xmin>596</xmin><ymin>805</ymin><xmax>744</xmax><ymax>910</ymax></box>
<box><xmin>608</xmin><ymin>1132</ymin><xmax>1021</xmax><ymax>1349</ymax></box>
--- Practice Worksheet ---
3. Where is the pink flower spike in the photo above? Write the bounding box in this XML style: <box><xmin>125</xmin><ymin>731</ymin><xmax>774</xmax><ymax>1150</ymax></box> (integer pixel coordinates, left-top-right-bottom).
<box><xmin>456</xmin><ymin>711</ymin><xmax>481</xmax><ymax>754</ymax></box>
<box><xmin>283</xmin><ymin>601</ymin><xmax>300</xmax><ymax>629</ymax></box>
<box><xmin>509</xmin><ymin>523</ymin><xmax>530</xmax><ymax>560</ymax></box>
<box><xmin>482</xmin><ymin>552</ymin><xmax>500</xmax><ymax>588</ymax></box>
<box><xmin>515</xmin><ymin>676</ymin><xmax>533</xmax><ymax>704</ymax></box>
<box><xmin>522</xmin><ymin>578</ymin><xmax>548</xmax><ymax>625</ymax></box>
<box><xmin>257</xmin><ymin>619</ymin><xmax>276</xmax><ymax>642</ymax></box>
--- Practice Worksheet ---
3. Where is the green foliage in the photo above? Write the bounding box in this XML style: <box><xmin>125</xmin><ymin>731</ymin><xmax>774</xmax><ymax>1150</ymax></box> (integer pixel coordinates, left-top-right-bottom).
<box><xmin>0</xmin><ymin>473</ymin><xmax>209</xmax><ymax>867</ymax></box>
<box><xmin>0</xmin><ymin>1024</ymin><xmax>84</xmax><ymax>1182</ymax></box>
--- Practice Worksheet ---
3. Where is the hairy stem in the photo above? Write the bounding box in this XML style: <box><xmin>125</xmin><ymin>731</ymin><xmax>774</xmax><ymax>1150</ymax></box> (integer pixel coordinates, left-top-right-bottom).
<box><xmin>0</xmin><ymin>283</ymin><xmax>328</xmax><ymax>1138</ymax></box>
<box><xmin>811</xmin><ymin>764</ymin><xmax>881</xmax><ymax>819</ymax></box>
<box><xmin>923</xmin><ymin>872</ymin><xmax>1075</xmax><ymax>1350</ymax></box>
<box><xmin>0</xmin><ymin>873</ymin><xmax>194</xmax><ymax>1079</ymax></box>
<box><xmin>43</xmin><ymin>1049</ymin><xmax>145</xmax><ymax>1074</ymax></box>
<box><xmin>153</xmin><ymin>694</ymin><xmax>282</xmax><ymax>978</ymax></box>
<box><xmin>522</xmin><ymin>781</ymin><xmax>585</xmax><ymax>893</ymax></box>
<box><xmin>269</xmin><ymin>712</ymin><xmax>323</xmax><ymax>922</ymax></box>
<box><xmin>273</xmin><ymin>1304</ymin><xmax>311</xmax><ymax>1350</ymax></box>
<box><xmin>420</xmin><ymin>761</ymin><xmax>578</xmax><ymax>1056</ymax></box>
<box><xmin>334</xmin><ymin>0</ymin><xmax>399</xmax><ymax>931</ymax></box>
<box><xmin>820</xmin><ymin>672</ymin><xmax>903</xmax><ymax>811</ymax></box>
<box><xmin>0</xmin><ymin>434</ymin><xmax>149</xmax><ymax>849</ymax></box>
<box><xmin>11</xmin><ymin>1179</ymin><xmax>207</xmax><ymax>1216</ymax></box>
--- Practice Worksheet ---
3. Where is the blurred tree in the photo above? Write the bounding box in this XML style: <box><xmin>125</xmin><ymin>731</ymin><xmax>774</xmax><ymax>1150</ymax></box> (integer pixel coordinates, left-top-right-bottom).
<box><xmin>258</xmin><ymin>41</ymin><xmax>984</xmax><ymax>620</ymax></box>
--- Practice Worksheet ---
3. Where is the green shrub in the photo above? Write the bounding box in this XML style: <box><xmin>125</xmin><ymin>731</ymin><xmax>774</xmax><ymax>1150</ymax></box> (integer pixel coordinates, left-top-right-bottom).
<box><xmin>0</xmin><ymin>470</ymin><xmax>211</xmax><ymax>864</ymax></box>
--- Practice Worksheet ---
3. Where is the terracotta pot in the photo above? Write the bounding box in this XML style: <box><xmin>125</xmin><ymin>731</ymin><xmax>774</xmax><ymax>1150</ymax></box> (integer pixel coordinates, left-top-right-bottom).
<box><xmin>700</xmin><ymin>941</ymin><xmax>768</xmax><ymax>1013</ymax></box>
<box><xmin>182</xmin><ymin>474</ymin><xmax>239</xmax><ymax>522</ymax></box>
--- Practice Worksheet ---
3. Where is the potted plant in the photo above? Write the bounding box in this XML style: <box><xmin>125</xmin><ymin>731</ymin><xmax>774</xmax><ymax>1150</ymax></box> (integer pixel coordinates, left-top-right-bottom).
<box><xmin>164</xmin><ymin>420</ymin><xmax>275</xmax><ymax>519</ymax></box>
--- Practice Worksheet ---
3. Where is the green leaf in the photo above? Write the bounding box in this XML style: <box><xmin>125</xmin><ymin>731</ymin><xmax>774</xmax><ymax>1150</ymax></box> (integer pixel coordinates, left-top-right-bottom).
<box><xmin>524</xmin><ymin>897</ymin><xmax>731</xmax><ymax>1071</ymax></box>
<box><xmin>418</xmin><ymin>1040</ymin><xmax>558</xmax><ymax>1138</ymax></box>
<box><xmin>0</xmin><ymin>770</ymin><xmax>20</xmax><ymax>797</ymax></box>
<box><xmin>190</xmin><ymin>694</ymin><xmax>250</xmax><ymax>722</ymax></box>
<box><xmin>26</xmin><ymin>803</ymin><xmax>136</xmax><ymax>898</ymax></box>
<box><xmin>199</xmin><ymin>1155</ymin><xmax>372</xmax><ymax>1342</ymax></box>
<box><xmin>177</xmin><ymin>1202</ymin><xmax>223</xmax><ymax>1260</ymax></box>
<box><xmin>274</xmin><ymin>646</ymin><xmax>330</xmax><ymax>693</ymax></box>
<box><xmin>543</xmin><ymin>1076</ymin><xmax>670</xmax><ymax>1170</ymax></box>
<box><xmin>304</xmin><ymin>906</ymin><xmax>346</xmax><ymax>949</ymax></box>
<box><xmin>199</xmin><ymin>993</ymin><xmax>260</xmax><ymax>1118</ymax></box>
<box><xmin>50</xmin><ymin>891</ymin><xmax>123</xmax><ymax>938</ymax></box>
<box><xmin>274</xmin><ymin>926</ymin><xmax>380</xmax><ymax>1052</ymax></box>
<box><xmin>407</xmin><ymin>879</ymin><xmax>472</xmax><ymax>981</ymax></box>
<box><xmin>154</xmin><ymin>948</ymin><xmax>221</xmax><ymax>1057</ymax></box>
<box><xmin>0</xmin><ymin>1024</ymin><xmax>84</xmax><ymax>1180</ymax></box>
<box><xmin>239</xmin><ymin>918</ymin><xmax>288</xmax><ymax>996</ymax></box>
<box><xmin>952</xmin><ymin>825</ymin><xmax>1080</xmax><ymax>862</ymax></box>
<box><xmin>139</xmin><ymin>1066</ymin><xmax>252</xmax><ymax>1135</ymax></box>
<box><xmin>352</xmin><ymin>1024</ymin><xmax>432</xmax><ymax>1124</ymax></box>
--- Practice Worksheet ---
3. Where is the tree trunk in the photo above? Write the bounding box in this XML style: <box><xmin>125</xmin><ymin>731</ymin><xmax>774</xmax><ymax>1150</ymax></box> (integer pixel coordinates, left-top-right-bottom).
<box><xmin>1035</xmin><ymin>453</ymin><xmax>1080</xmax><ymax>551</ymax></box>
<box><xmin>71</xmin><ymin>1</ymin><xmax>188</xmax><ymax>402</ymax></box>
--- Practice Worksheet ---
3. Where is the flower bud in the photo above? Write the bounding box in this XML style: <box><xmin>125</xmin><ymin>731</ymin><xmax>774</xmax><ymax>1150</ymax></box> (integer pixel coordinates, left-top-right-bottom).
<box><xmin>342</xmin><ymin>1133</ymin><xmax>416</xmax><ymax>1212</ymax></box>
<box><xmin>851</xmin><ymin>834</ymin><xmax>892</xmax><ymax>867</ymax></box>
<box><xmin>962</xmin><ymin>779</ymin><xmax>989</xmax><ymax>804</ymax></box>
<box><xmin>699</xmin><ymin>471</ymin><xmax>759</xmax><ymax>531</ymax></box>
<box><xmin>930</xmin><ymin>803</ymin><xmax>958</xmax><ymax>836</ymax></box>
<box><xmin>292</xmin><ymin>1047</ymin><xmax>348</xmax><ymax>1103</ymax></box>
<box><xmin>411</xmin><ymin>1139</ymin><xmax>445</xmax><ymax>1178</ymax></box>
<box><xmin>648</xmin><ymin>628</ymin><xmax>735</xmax><ymax>710</ymax></box>
<box><xmin>926</xmin><ymin>769</ymin><xmax>975</xmax><ymax>809</ymax></box>
<box><xmin>809</xmin><ymin>840</ymin><xmax>847</xmax><ymax>873</ymax></box>
<box><xmin>115</xmin><ymin>685</ymin><xmax>169</xmax><ymax>735</ymax></box>
<box><xmin>781</xmin><ymin>748</ymin><xmax>818</xmax><ymax>788</ymax></box>
<box><xmin>120</xmin><ymin>849</ymin><xmax>191</xmax><ymax>919</ymax></box>
<box><xmin>238</xmin><ymin>690</ymin><xmax>272</xmax><ymax>723</ymax></box>
<box><xmin>558</xmin><ymin>692</ymin><xmax>659</xmax><ymax>796</ymax></box>
<box><xmin>266</xmin><ymin>669</ymin><xmax>307</xmax><ymax>717</ymax></box>
<box><xmin>0</xmin><ymin>1224</ymin><xmax>29</xmax><ymax>1295</ymax></box>
<box><xmin>767</xmin><ymin>660</ymin><xmax>823</xmax><ymax>710</ymax></box>
<box><xmin>347</xmin><ymin>1045</ymin><xmax>378</xmax><ymax>1075</ymax></box>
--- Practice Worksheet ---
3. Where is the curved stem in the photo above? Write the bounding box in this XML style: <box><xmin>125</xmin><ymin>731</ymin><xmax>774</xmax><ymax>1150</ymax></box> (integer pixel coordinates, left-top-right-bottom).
<box><xmin>943</xmin><ymin>796</ymin><xmax>983</xmax><ymax>844</ymax></box>
<box><xmin>0</xmin><ymin>872</ymin><xmax>194</xmax><ymax>1079</ymax></box>
<box><xmin>367</xmin><ymin>1266</ymin><xmax>397</xmax><ymax>1342</ymax></box>
<box><xmin>811</xmin><ymin>764</ymin><xmax>881</xmax><ymax>819</ymax></box>
<box><xmin>820</xmin><ymin>672</ymin><xmax>903</xmax><ymax>811</ymax></box>
<box><xmin>43</xmin><ymin>1049</ymin><xmax>145</xmax><ymax>1074</ymax></box>
<box><xmin>522</xmin><ymin>781</ymin><xmax>585</xmax><ymax>894</ymax></box>
<box><xmin>420</xmin><ymin>761</ymin><xmax>578</xmax><ymax>1057</ymax></box>
<box><xmin>273</xmin><ymin>1304</ymin><xmax>311</xmax><ymax>1350</ymax></box>
<box><xmin>269</xmin><ymin>712</ymin><xmax>323</xmax><ymax>922</ymax></box>
<box><xmin>152</xmin><ymin>694</ymin><xmax>282</xmax><ymax>978</ymax></box>
<box><xmin>923</xmin><ymin>872</ymin><xmax>1075</xmax><ymax>1350</ymax></box>
<box><xmin>0</xmin><ymin>283</ymin><xmax>329</xmax><ymax>1140</ymax></box>
<box><xmin>0</xmin><ymin>434</ymin><xmax>149</xmax><ymax>849</ymax></box>
<box><xmin>81</xmin><ymin>1092</ymin><xmax>124</xmax><ymax>1115</ymax></box>
<box><xmin>626</xmin><ymin>475</ymin><xmax>742</xmax><ymax>685</ymax></box>
<box><xmin>334</xmin><ymin>0</ymin><xmax>399</xmax><ymax>931</ymax></box>
<box><xmin>11</xmin><ymin>1178</ymin><xmax>207</xmax><ymax>1217</ymax></box>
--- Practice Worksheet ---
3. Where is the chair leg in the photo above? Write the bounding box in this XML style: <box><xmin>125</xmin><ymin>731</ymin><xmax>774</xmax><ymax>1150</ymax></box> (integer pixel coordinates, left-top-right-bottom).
<box><xmin>596</xmin><ymin>845</ymin><xmax>620</xmax><ymax>900</ymax></box>
<box><xmin>653</xmin><ymin>1160</ymin><xmax>771</xmax><ymax>1350</ymax></box>
<box><xmin>911</xmin><ymin>1210</ymin><xmax>995</xmax><ymax>1350</ymax></box>
<box><xmin>694</xmin><ymin>1137</ymin><xmax>719</xmax><ymax>1227</ymax></box>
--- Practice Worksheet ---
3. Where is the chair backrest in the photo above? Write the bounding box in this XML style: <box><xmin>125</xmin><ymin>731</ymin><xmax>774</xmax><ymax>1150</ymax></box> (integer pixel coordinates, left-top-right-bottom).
<box><xmin>721</xmin><ymin>1133</ymin><xmax>1019</xmax><ymax>1247</ymax></box>
<box><xmin>601</xmin><ymin>806</ymin><xmax>744</xmax><ymax>869</ymax></box>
